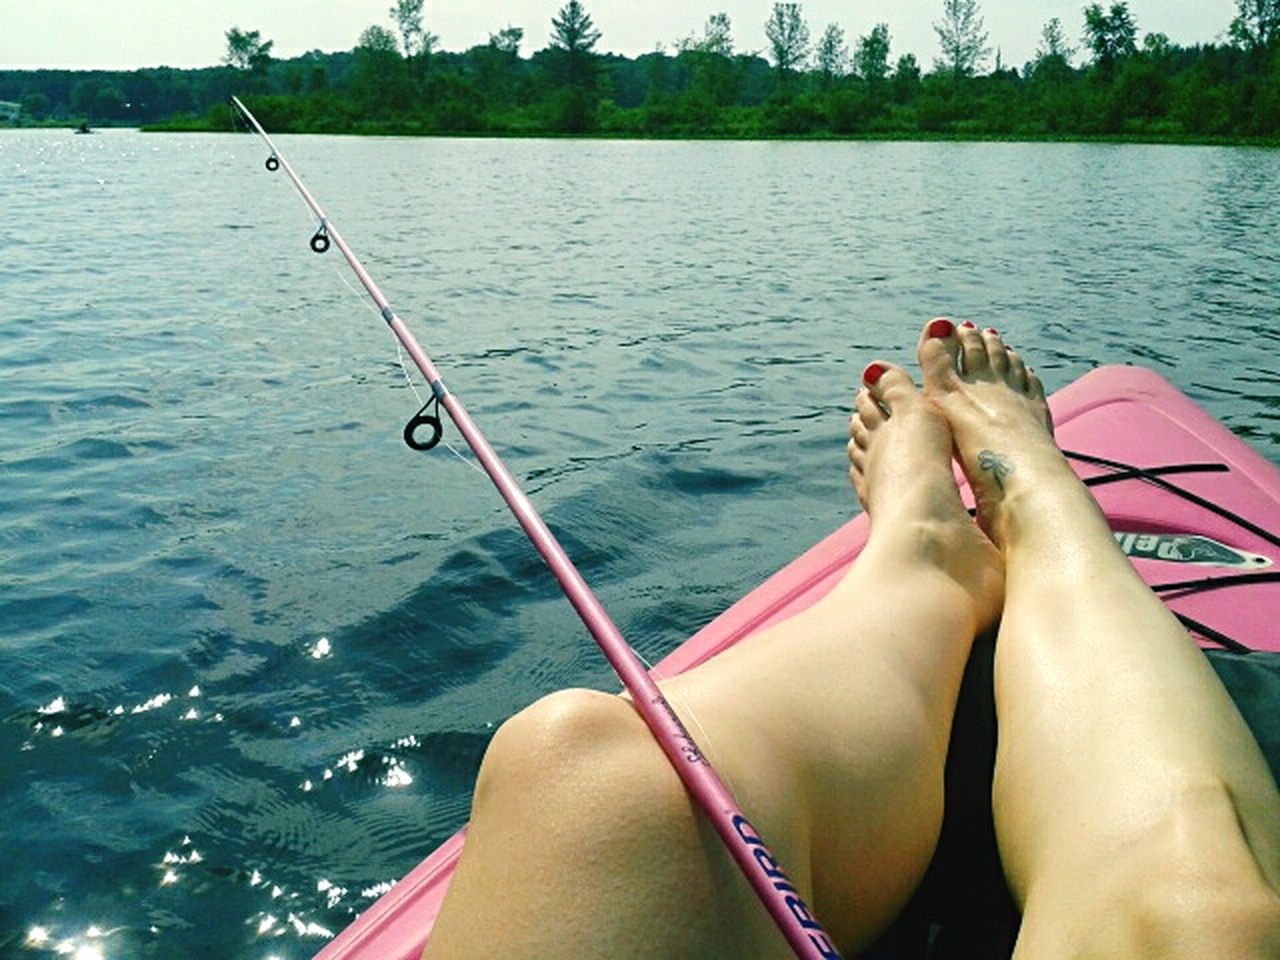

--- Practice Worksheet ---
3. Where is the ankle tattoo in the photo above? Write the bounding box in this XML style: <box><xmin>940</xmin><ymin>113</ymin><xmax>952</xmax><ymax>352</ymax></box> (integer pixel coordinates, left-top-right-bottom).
<box><xmin>978</xmin><ymin>450</ymin><xmax>1015</xmax><ymax>490</ymax></box>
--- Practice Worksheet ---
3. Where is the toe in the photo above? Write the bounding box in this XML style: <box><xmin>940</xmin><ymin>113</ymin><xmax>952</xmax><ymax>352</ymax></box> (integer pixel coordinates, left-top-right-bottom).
<box><xmin>865</xmin><ymin>361</ymin><xmax>918</xmax><ymax>416</ymax></box>
<box><xmin>1006</xmin><ymin>347</ymin><xmax>1029</xmax><ymax>392</ymax></box>
<box><xmin>957</xmin><ymin>323</ymin><xmax>989</xmax><ymax>380</ymax></box>
<box><xmin>982</xmin><ymin>328</ymin><xmax>1011</xmax><ymax>378</ymax></box>
<box><xmin>849</xmin><ymin>415</ymin><xmax>871</xmax><ymax>451</ymax></box>
<box><xmin>1026</xmin><ymin>367</ymin><xmax>1054</xmax><ymax>434</ymax></box>
<box><xmin>847</xmin><ymin>437</ymin><xmax>866</xmax><ymax>473</ymax></box>
<box><xmin>917</xmin><ymin>318</ymin><xmax>960</xmax><ymax>388</ymax></box>
<box><xmin>854</xmin><ymin>385</ymin><xmax>884</xmax><ymax>430</ymax></box>
<box><xmin>848</xmin><ymin>446</ymin><xmax>867</xmax><ymax>496</ymax></box>
<box><xmin>1026</xmin><ymin>367</ymin><xmax>1046</xmax><ymax>403</ymax></box>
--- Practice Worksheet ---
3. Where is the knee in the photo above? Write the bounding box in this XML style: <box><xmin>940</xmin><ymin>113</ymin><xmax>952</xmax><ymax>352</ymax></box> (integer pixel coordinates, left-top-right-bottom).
<box><xmin>1128</xmin><ymin>878</ymin><xmax>1280</xmax><ymax>959</ymax></box>
<box><xmin>1120</xmin><ymin>783</ymin><xmax>1280</xmax><ymax>958</ymax></box>
<box><xmin>472</xmin><ymin>689</ymin><xmax>677</xmax><ymax>817</ymax></box>
<box><xmin>478</xmin><ymin>688</ymin><xmax>634</xmax><ymax>777</ymax></box>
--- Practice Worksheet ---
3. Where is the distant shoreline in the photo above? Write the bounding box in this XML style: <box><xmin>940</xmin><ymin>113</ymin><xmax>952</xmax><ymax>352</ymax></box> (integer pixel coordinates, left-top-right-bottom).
<box><xmin>5</xmin><ymin>23</ymin><xmax>1277</xmax><ymax>150</ymax></box>
<box><xmin>10</xmin><ymin>121</ymin><xmax>1267</xmax><ymax>149</ymax></box>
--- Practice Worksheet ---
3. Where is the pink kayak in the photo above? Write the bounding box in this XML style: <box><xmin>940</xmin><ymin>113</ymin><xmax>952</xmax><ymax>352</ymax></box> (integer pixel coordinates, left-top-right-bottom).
<box><xmin>315</xmin><ymin>364</ymin><xmax>1280</xmax><ymax>960</ymax></box>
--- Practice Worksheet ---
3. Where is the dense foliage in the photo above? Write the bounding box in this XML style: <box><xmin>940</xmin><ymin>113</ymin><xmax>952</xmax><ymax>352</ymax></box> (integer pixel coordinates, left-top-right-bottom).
<box><xmin>1</xmin><ymin>1</ymin><xmax>1277</xmax><ymax>141</ymax></box>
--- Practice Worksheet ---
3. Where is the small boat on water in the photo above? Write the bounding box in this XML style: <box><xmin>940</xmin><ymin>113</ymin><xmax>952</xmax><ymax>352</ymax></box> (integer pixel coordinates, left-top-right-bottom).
<box><xmin>315</xmin><ymin>364</ymin><xmax>1280</xmax><ymax>960</ymax></box>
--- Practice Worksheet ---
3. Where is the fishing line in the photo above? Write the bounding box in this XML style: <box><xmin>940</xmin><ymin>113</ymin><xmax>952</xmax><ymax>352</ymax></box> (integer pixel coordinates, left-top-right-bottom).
<box><xmin>611</xmin><ymin>639</ymin><xmax>732</xmax><ymax>800</ymax></box>
<box><xmin>334</xmin><ymin>239</ymin><xmax>484</xmax><ymax>477</ymax></box>
<box><xmin>229</xmin><ymin>95</ymin><xmax>842</xmax><ymax>960</ymax></box>
<box><xmin>393</xmin><ymin>339</ymin><xmax>486</xmax><ymax>478</ymax></box>
<box><xmin>661</xmin><ymin>683</ymin><xmax>732</xmax><ymax>796</ymax></box>
<box><xmin>627</xmin><ymin>644</ymin><xmax>729</xmax><ymax>795</ymax></box>
<box><xmin>335</xmin><ymin>258</ymin><xmax>374</xmax><ymax>308</ymax></box>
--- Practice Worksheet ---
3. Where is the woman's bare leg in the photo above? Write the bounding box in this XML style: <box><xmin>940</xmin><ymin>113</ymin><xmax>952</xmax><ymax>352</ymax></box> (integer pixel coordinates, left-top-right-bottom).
<box><xmin>425</xmin><ymin>364</ymin><xmax>1003</xmax><ymax>959</ymax></box>
<box><xmin>918</xmin><ymin>318</ymin><xmax>1280</xmax><ymax>959</ymax></box>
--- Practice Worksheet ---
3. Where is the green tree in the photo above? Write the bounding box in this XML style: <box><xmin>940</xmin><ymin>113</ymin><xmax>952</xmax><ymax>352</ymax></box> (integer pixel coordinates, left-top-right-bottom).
<box><xmin>892</xmin><ymin>52</ymin><xmax>922</xmax><ymax>102</ymax></box>
<box><xmin>549</xmin><ymin>0</ymin><xmax>602</xmax><ymax>131</ymax></box>
<box><xmin>425</xmin><ymin>72</ymin><xmax>485</xmax><ymax>131</ymax></box>
<box><xmin>1037</xmin><ymin>17</ymin><xmax>1076</xmax><ymax>63</ymax></box>
<box><xmin>70</xmin><ymin>78</ymin><xmax>95</xmax><ymax>117</ymax></box>
<box><xmin>94</xmin><ymin>84</ymin><xmax>127</xmax><ymax>121</ymax></box>
<box><xmin>307</xmin><ymin>63</ymin><xmax>328</xmax><ymax>94</ymax></box>
<box><xmin>547</xmin><ymin>0</ymin><xmax>601</xmax><ymax>87</ymax></box>
<box><xmin>1083</xmin><ymin>3</ymin><xmax>1138</xmax><ymax>73</ymax></box>
<box><xmin>677</xmin><ymin>14</ymin><xmax>739</xmax><ymax>106</ymax></box>
<box><xmin>490</xmin><ymin>25</ymin><xmax>524</xmax><ymax>56</ymax></box>
<box><xmin>550</xmin><ymin>0</ymin><xmax>602</xmax><ymax>87</ymax></box>
<box><xmin>389</xmin><ymin>0</ymin><xmax>438</xmax><ymax>84</ymax></box>
<box><xmin>1029</xmin><ymin>16</ymin><xmax>1076</xmax><ymax>82</ymax></box>
<box><xmin>933</xmin><ymin>0</ymin><xmax>991</xmax><ymax>81</ymax></box>
<box><xmin>353</xmin><ymin>24</ymin><xmax>411</xmax><ymax>114</ymax></box>
<box><xmin>1247</xmin><ymin>49</ymin><xmax>1280</xmax><ymax>132</ymax></box>
<box><xmin>1230</xmin><ymin>0</ymin><xmax>1280</xmax><ymax>52</ymax></box>
<box><xmin>696</xmin><ymin>12</ymin><xmax>737</xmax><ymax>57</ymax></box>
<box><xmin>765</xmin><ymin>4</ymin><xmax>812</xmax><ymax>82</ymax></box>
<box><xmin>67</xmin><ymin>80</ymin><xmax>127</xmax><ymax>123</ymax></box>
<box><xmin>854</xmin><ymin>23</ymin><xmax>892</xmax><ymax>85</ymax></box>
<box><xmin>390</xmin><ymin>0</ymin><xmax>424</xmax><ymax>57</ymax></box>
<box><xmin>1142</xmin><ymin>32</ymin><xmax>1172</xmax><ymax>60</ymax></box>
<box><xmin>816</xmin><ymin>23</ymin><xmax>849</xmax><ymax>85</ymax></box>
<box><xmin>358</xmin><ymin>25</ymin><xmax>400</xmax><ymax>56</ymax></box>
<box><xmin>1171</xmin><ymin>67</ymin><xmax>1234</xmax><ymax>134</ymax></box>
<box><xmin>223</xmin><ymin>27</ymin><xmax>274</xmax><ymax>72</ymax></box>
<box><xmin>474</xmin><ymin>26</ymin><xmax>525</xmax><ymax>108</ymax></box>
<box><xmin>1113</xmin><ymin>55</ymin><xmax>1171</xmax><ymax>125</ymax></box>
<box><xmin>20</xmin><ymin>92</ymin><xmax>51</xmax><ymax>120</ymax></box>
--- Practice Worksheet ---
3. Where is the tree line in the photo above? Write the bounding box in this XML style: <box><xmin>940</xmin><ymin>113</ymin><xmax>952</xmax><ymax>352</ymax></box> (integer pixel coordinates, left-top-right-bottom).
<box><xmin>2</xmin><ymin>0</ymin><xmax>1277</xmax><ymax>141</ymax></box>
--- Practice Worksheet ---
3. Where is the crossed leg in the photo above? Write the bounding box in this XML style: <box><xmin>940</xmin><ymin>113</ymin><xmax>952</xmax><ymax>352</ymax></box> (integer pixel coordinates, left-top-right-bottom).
<box><xmin>425</xmin><ymin>364</ymin><xmax>1003</xmax><ymax>958</ymax></box>
<box><xmin>918</xmin><ymin>319</ymin><xmax>1280</xmax><ymax>959</ymax></box>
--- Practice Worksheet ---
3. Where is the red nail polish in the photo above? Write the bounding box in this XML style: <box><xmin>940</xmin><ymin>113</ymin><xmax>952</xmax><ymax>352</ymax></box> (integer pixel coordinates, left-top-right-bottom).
<box><xmin>927</xmin><ymin>318</ymin><xmax>954</xmax><ymax>339</ymax></box>
<box><xmin>862</xmin><ymin>362</ymin><xmax>887</xmax><ymax>386</ymax></box>
<box><xmin>960</xmin><ymin>321</ymin><xmax>976</xmax><ymax>329</ymax></box>
<box><xmin>1005</xmin><ymin>344</ymin><xmax>1013</xmax><ymax>351</ymax></box>
<box><xmin>985</xmin><ymin>327</ymin><xmax>999</xmax><ymax>335</ymax></box>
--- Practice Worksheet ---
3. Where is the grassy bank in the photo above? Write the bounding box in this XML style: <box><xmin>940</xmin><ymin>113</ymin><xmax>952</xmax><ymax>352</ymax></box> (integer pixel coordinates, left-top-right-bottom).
<box><xmin>136</xmin><ymin>113</ymin><xmax>1279</xmax><ymax>149</ymax></box>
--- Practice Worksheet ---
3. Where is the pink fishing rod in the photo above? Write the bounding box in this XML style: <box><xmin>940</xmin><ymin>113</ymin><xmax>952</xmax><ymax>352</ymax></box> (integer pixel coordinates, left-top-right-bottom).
<box><xmin>230</xmin><ymin>96</ymin><xmax>842</xmax><ymax>960</ymax></box>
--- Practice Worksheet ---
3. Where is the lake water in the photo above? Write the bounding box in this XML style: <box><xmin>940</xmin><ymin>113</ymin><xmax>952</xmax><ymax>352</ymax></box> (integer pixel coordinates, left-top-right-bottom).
<box><xmin>1</xmin><ymin>129</ymin><xmax>1277</xmax><ymax>958</ymax></box>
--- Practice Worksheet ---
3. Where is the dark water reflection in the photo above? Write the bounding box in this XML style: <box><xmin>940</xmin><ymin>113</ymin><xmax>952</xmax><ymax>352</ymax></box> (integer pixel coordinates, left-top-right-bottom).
<box><xmin>0</xmin><ymin>130</ymin><xmax>1276</xmax><ymax>958</ymax></box>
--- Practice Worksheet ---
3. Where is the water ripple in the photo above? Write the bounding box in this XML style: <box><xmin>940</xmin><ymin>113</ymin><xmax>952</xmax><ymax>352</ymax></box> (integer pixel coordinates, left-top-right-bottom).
<box><xmin>0</xmin><ymin>130</ymin><xmax>1277</xmax><ymax>957</ymax></box>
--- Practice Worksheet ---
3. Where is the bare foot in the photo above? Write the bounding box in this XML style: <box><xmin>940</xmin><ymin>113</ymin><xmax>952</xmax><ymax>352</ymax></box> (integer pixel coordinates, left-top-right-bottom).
<box><xmin>915</xmin><ymin>318</ymin><xmax>1078</xmax><ymax>548</ymax></box>
<box><xmin>848</xmin><ymin>359</ymin><xmax>1004</xmax><ymax>626</ymax></box>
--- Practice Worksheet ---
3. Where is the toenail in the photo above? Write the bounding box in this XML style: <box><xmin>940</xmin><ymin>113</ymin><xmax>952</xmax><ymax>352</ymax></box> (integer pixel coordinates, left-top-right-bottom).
<box><xmin>960</xmin><ymin>321</ymin><xmax>976</xmax><ymax>329</ymax></box>
<box><xmin>862</xmin><ymin>362</ymin><xmax>887</xmax><ymax>386</ymax></box>
<box><xmin>985</xmin><ymin>327</ymin><xmax>998</xmax><ymax>335</ymax></box>
<box><xmin>927</xmin><ymin>318</ymin><xmax>954</xmax><ymax>339</ymax></box>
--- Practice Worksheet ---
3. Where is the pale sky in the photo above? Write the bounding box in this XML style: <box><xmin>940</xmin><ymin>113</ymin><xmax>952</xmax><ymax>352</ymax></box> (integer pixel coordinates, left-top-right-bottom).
<box><xmin>0</xmin><ymin>0</ymin><xmax>1239</xmax><ymax>72</ymax></box>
